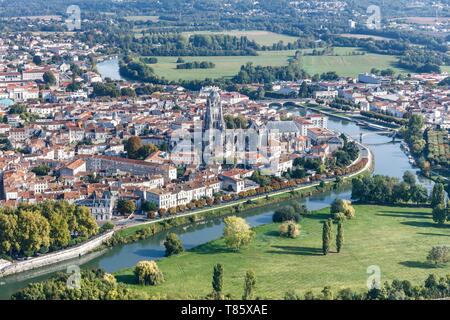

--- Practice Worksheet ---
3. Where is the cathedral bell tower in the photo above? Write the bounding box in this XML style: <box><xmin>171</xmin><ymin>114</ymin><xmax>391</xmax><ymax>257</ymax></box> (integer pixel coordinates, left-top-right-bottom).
<box><xmin>202</xmin><ymin>89</ymin><xmax>226</xmax><ymax>165</ymax></box>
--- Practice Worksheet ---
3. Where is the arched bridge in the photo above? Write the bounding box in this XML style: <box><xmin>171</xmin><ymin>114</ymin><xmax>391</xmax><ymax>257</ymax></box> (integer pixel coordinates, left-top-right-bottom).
<box><xmin>256</xmin><ymin>99</ymin><xmax>312</xmax><ymax>109</ymax></box>
<box><xmin>354</xmin><ymin>130</ymin><xmax>398</xmax><ymax>144</ymax></box>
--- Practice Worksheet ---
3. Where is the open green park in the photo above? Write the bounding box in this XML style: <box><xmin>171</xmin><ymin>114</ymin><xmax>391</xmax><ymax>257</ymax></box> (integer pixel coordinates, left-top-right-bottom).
<box><xmin>150</xmin><ymin>51</ymin><xmax>296</xmax><ymax>81</ymax></box>
<box><xmin>115</xmin><ymin>204</ymin><xmax>450</xmax><ymax>299</ymax></box>
<box><xmin>146</xmin><ymin>47</ymin><xmax>406</xmax><ymax>81</ymax></box>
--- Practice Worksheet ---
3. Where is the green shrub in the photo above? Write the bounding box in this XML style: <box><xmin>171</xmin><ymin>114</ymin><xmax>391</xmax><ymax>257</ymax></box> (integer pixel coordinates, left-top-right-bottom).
<box><xmin>273</xmin><ymin>206</ymin><xmax>301</xmax><ymax>222</ymax></box>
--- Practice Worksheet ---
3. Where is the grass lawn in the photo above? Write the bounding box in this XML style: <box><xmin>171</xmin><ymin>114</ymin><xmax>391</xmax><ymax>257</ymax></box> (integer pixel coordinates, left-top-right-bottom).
<box><xmin>181</xmin><ymin>30</ymin><xmax>299</xmax><ymax>47</ymax></box>
<box><xmin>115</xmin><ymin>204</ymin><xmax>450</xmax><ymax>299</ymax></box>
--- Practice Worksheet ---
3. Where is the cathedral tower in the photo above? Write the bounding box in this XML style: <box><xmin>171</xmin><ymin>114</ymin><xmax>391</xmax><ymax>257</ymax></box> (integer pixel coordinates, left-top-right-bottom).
<box><xmin>202</xmin><ymin>89</ymin><xmax>226</xmax><ymax>165</ymax></box>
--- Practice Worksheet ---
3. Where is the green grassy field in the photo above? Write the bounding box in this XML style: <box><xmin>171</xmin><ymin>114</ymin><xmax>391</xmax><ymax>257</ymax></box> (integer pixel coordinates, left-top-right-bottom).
<box><xmin>150</xmin><ymin>50</ymin><xmax>297</xmax><ymax>81</ymax></box>
<box><xmin>181</xmin><ymin>30</ymin><xmax>299</xmax><ymax>47</ymax></box>
<box><xmin>146</xmin><ymin>47</ymin><xmax>405</xmax><ymax>81</ymax></box>
<box><xmin>298</xmin><ymin>47</ymin><xmax>406</xmax><ymax>77</ymax></box>
<box><xmin>115</xmin><ymin>204</ymin><xmax>450</xmax><ymax>299</ymax></box>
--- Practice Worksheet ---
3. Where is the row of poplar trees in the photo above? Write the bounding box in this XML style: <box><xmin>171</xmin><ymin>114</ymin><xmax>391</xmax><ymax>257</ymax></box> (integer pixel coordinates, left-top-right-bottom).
<box><xmin>322</xmin><ymin>219</ymin><xmax>344</xmax><ymax>255</ymax></box>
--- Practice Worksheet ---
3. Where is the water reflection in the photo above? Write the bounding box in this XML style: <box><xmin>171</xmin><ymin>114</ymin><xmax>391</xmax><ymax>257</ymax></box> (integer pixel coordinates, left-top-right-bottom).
<box><xmin>97</xmin><ymin>58</ymin><xmax>123</xmax><ymax>81</ymax></box>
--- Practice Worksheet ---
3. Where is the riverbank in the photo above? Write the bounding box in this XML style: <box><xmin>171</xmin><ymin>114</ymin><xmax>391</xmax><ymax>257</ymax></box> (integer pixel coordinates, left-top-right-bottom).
<box><xmin>114</xmin><ymin>143</ymin><xmax>372</xmax><ymax>240</ymax></box>
<box><xmin>115</xmin><ymin>204</ymin><xmax>445</xmax><ymax>299</ymax></box>
<box><xmin>0</xmin><ymin>231</ymin><xmax>114</xmax><ymax>278</ymax></box>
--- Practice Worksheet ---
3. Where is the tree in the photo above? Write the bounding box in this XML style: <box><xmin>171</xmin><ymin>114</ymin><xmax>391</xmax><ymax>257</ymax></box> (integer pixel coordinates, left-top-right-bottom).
<box><xmin>0</xmin><ymin>213</ymin><xmax>19</xmax><ymax>256</ymax></box>
<box><xmin>432</xmin><ymin>204</ymin><xmax>447</xmax><ymax>225</ymax></box>
<box><xmin>0</xmin><ymin>202</ymin><xmax>98</xmax><ymax>259</ymax></box>
<box><xmin>134</xmin><ymin>260</ymin><xmax>164</xmax><ymax>285</ymax></box>
<box><xmin>272</xmin><ymin>205</ymin><xmax>301</xmax><ymax>222</ymax></box>
<box><xmin>164</xmin><ymin>233</ymin><xmax>184</xmax><ymax>257</ymax></box>
<box><xmin>48</xmin><ymin>212</ymin><xmax>70</xmax><ymax>250</ymax></box>
<box><xmin>321</xmin><ymin>286</ymin><xmax>334</xmax><ymax>300</ymax></box>
<box><xmin>120</xmin><ymin>87</ymin><xmax>136</xmax><ymax>97</ymax></box>
<box><xmin>330</xmin><ymin>199</ymin><xmax>355</xmax><ymax>219</ymax></box>
<box><xmin>242</xmin><ymin>270</ymin><xmax>256</xmax><ymax>300</ymax></box>
<box><xmin>100</xmin><ymin>222</ymin><xmax>114</xmax><ymax>233</ymax></box>
<box><xmin>298</xmin><ymin>81</ymin><xmax>309</xmax><ymax>98</ymax></box>
<box><xmin>427</xmin><ymin>246</ymin><xmax>450</xmax><ymax>266</ymax></box>
<box><xmin>333</xmin><ymin>150</ymin><xmax>351</xmax><ymax>167</ymax></box>
<box><xmin>125</xmin><ymin>136</ymin><xmax>143</xmax><ymax>159</ymax></box>
<box><xmin>12</xmin><ymin>269</ymin><xmax>133</xmax><ymax>300</ymax></box>
<box><xmin>431</xmin><ymin>183</ymin><xmax>446</xmax><ymax>208</ymax></box>
<box><xmin>279</xmin><ymin>221</ymin><xmax>300</xmax><ymax>238</ymax></box>
<box><xmin>336</xmin><ymin>221</ymin><xmax>344</xmax><ymax>253</ymax></box>
<box><xmin>406</xmin><ymin>114</ymin><xmax>425</xmax><ymax>155</ymax></box>
<box><xmin>17</xmin><ymin>210</ymin><xmax>51</xmax><ymax>256</ymax></box>
<box><xmin>9</xmin><ymin>104</ymin><xmax>27</xmax><ymax>114</ymax></box>
<box><xmin>291</xmin><ymin>202</ymin><xmax>308</xmax><ymax>215</ymax></box>
<box><xmin>32</xmin><ymin>55</ymin><xmax>42</xmax><ymax>65</ymax></box>
<box><xmin>43</xmin><ymin>71</ymin><xmax>57</xmax><ymax>86</ymax></box>
<box><xmin>141</xmin><ymin>201</ymin><xmax>158</xmax><ymax>213</ymax></box>
<box><xmin>403</xmin><ymin>171</ymin><xmax>416</xmax><ymax>186</ymax></box>
<box><xmin>31</xmin><ymin>165</ymin><xmax>50</xmax><ymax>176</ymax></box>
<box><xmin>212</xmin><ymin>263</ymin><xmax>224</xmax><ymax>300</ymax></box>
<box><xmin>73</xmin><ymin>205</ymin><xmax>99</xmax><ymax>238</ymax></box>
<box><xmin>392</xmin><ymin>182</ymin><xmax>411</xmax><ymax>203</ymax></box>
<box><xmin>92</xmin><ymin>82</ymin><xmax>120</xmax><ymax>98</ymax></box>
<box><xmin>223</xmin><ymin>216</ymin><xmax>254</xmax><ymax>250</ymax></box>
<box><xmin>117</xmin><ymin>200</ymin><xmax>136</xmax><ymax>215</ymax></box>
<box><xmin>137</xmin><ymin>143</ymin><xmax>158</xmax><ymax>159</ymax></box>
<box><xmin>410</xmin><ymin>184</ymin><xmax>429</xmax><ymax>205</ymax></box>
<box><xmin>322</xmin><ymin>219</ymin><xmax>333</xmax><ymax>255</ymax></box>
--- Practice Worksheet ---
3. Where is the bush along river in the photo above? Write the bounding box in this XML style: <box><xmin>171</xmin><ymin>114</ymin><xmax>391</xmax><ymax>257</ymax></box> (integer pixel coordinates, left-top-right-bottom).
<box><xmin>0</xmin><ymin>110</ymin><xmax>433</xmax><ymax>299</ymax></box>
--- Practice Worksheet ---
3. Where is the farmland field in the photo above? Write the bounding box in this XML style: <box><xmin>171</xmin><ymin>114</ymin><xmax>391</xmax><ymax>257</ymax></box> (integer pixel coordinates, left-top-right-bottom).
<box><xmin>298</xmin><ymin>48</ymin><xmax>406</xmax><ymax>77</ymax></box>
<box><xmin>115</xmin><ymin>204</ymin><xmax>450</xmax><ymax>299</ymax></box>
<box><xmin>425</xmin><ymin>129</ymin><xmax>450</xmax><ymax>176</ymax></box>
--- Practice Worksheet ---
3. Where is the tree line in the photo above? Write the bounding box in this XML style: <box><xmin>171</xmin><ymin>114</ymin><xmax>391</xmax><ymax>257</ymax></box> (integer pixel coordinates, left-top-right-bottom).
<box><xmin>176</xmin><ymin>61</ymin><xmax>215</xmax><ymax>69</ymax></box>
<box><xmin>0</xmin><ymin>201</ymin><xmax>99</xmax><ymax>259</ymax></box>
<box><xmin>351</xmin><ymin>171</ymin><xmax>429</xmax><ymax>205</ymax></box>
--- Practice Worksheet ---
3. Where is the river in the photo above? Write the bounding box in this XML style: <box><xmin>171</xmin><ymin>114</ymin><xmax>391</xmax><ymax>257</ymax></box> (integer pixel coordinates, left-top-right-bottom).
<box><xmin>0</xmin><ymin>97</ymin><xmax>433</xmax><ymax>300</ymax></box>
<box><xmin>96</xmin><ymin>57</ymin><xmax>123</xmax><ymax>81</ymax></box>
